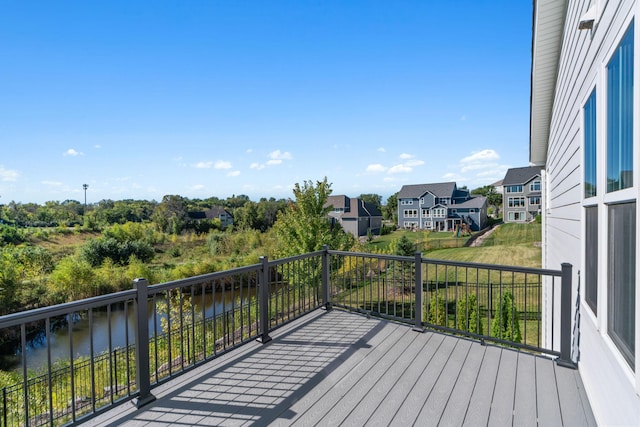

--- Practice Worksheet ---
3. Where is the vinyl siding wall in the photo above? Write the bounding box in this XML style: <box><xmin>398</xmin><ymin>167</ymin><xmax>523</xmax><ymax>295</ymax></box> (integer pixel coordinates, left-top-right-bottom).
<box><xmin>543</xmin><ymin>0</ymin><xmax>640</xmax><ymax>424</ymax></box>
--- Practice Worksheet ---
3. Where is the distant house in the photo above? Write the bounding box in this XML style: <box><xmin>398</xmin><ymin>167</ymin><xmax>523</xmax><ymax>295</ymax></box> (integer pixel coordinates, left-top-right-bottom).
<box><xmin>396</xmin><ymin>182</ymin><xmax>488</xmax><ymax>232</ymax></box>
<box><xmin>188</xmin><ymin>207</ymin><xmax>234</xmax><ymax>228</ymax></box>
<box><xmin>501</xmin><ymin>166</ymin><xmax>541</xmax><ymax>223</ymax></box>
<box><xmin>490</xmin><ymin>179</ymin><xmax>504</xmax><ymax>195</ymax></box>
<box><xmin>325</xmin><ymin>195</ymin><xmax>382</xmax><ymax>238</ymax></box>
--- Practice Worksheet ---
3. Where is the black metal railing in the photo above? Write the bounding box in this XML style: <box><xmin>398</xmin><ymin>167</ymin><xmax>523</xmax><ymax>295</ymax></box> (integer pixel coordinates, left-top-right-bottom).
<box><xmin>0</xmin><ymin>249</ymin><xmax>572</xmax><ymax>426</ymax></box>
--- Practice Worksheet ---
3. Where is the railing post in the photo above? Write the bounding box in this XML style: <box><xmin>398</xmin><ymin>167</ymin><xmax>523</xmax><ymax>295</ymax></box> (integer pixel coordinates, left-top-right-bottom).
<box><xmin>557</xmin><ymin>263</ymin><xmax>576</xmax><ymax>368</ymax></box>
<box><xmin>132</xmin><ymin>278</ymin><xmax>156</xmax><ymax>408</ymax></box>
<box><xmin>413</xmin><ymin>251</ymin><xmax>424</xmax><ymax>332</ymax></box>
<box><xmin>322</xmin><ymin>245</ymin><xmax>332</xmax><ymax>311</ymax></box>
<box><xmin>256</xmin><ymin>256</ymin><xmax>272</xmax><ymax>344</ymax></box>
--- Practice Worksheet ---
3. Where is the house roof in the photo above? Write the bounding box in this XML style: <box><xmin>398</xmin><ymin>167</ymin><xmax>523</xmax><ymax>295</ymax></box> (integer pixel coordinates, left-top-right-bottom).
<box><xmin>325</xmin><ymin>195</ymin><xmax>382</xmax><ymax>219</ymax></box>
<box><xmin>455</xmin><ymin>196</ymin><xmax>487</xmax><ymax>209</ymax></box>
<box><xmin>503</xmin><ymin>166</ymin><xmax>542</xmax><ymax>186</ymax></box>
<box><xmin>397</xmin><ymin>182</ymin><xmax>457</xmax><ymax>199</ymax></box>
<box><xmin>530</xmin><ymin>0</ymin><xmax>568</xmax><ymax>166</ymax></box>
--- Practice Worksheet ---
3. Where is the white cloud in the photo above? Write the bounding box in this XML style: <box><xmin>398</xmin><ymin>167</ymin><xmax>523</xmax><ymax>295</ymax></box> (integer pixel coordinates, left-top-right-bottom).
<box><xmin>405</xmin><ymin>159</ymin><xmax>425</xmax><ymax>167</ymax></box>
<box><xmin>377</xmin><ymin>147</ymin><xmax>386</xmax><ymax>152</ymax></box>
<box><xmin>266</xmin><ymin>159</ymin><xmax>282</xmax><ymax>166</ymax></box>
<box><xmin>41</xmin><ymin>180</ymin><xmax>62</xmax><ymax>186</ymax></box>
<box><xmin>63</xmin><ymin>148</ymin><xmax>83</xmax><ymax>156</ymax></box>
<box><xmin>250</xmin><ymin>162</ymin><xmax>265</xmax><ymax>170</ymax></box>
<box><xmin>388</xmin><ymin>164</ymin><xmax>412</xmax><ymax>174</ymax></box>
<box><xmin>268</xmin><ymin>150</ymin><xmax>293</xmax><ymax>161</ymax></box>
<box><xmin>94</xmin><ymin>145</ymin><xmax>102</xmax><ymax>149</ymax></box>
<box><xmin>366</xmin><ymin>164</ymin><xmax>387</xmax><ymax>173</ymax></box>
<box><xmin>191</xmin><ymin>184</ymin><xmax>206</xmax><ymax>191</ymax></box>
<box><xmin>227</xmin><ymin>170</ymin><xmax>241</xmax><ymax>177</ymax></box>
<box><xmin>214</xmin><ymin>160</ymin><xmax>232</xmax><ymax>170</ymax></box>
<box><xmin>0</xmin><ymin>166</ymin><xmax>19</xmax><ymax>182</ymax></box>
<box><xmin>194</xmin><ymin>161</ymin><xmax>214</xmax><ymax>169</ymax></box>
<box><xmin>399</xmin><ymin>153</ymin><xmax>414</xmax><ymax>160</ymax></box>
<box><xmin>461</xmin><ymin>149</ymin><xmax>499</xmax><ymax>164</ymax></box>
<box><xmin>246</xmin><ymin>149</ymin><xmax>253</xmax><ymax>154</ymax></box>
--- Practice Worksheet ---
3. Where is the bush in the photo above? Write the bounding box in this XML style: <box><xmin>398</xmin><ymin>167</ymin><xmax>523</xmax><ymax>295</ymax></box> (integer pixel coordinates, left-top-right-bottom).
<box><xmin>427</xmin><ymin>291</ymin><xmax>447</xmax><ymax>327</ymax></box>
<box><xmin>491</xmin><ymin>291</ymin><xmax>522</xmax><ymax>343</ymax></box>
<box><xmin>80</xmin><ymin>237</ymin><xmax>154</xmax><ymax>267</ymax></box>
<box><xmin>455</xmin><ymin>294</ymin><xmax>482</xmax><ymax>334</ymax></box>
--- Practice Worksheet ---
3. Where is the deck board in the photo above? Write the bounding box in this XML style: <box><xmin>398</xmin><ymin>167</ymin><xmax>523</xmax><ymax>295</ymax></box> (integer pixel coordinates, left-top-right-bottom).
<box><xmin>84</xmin><ymin>309</ymin><xmax>594</xmax><ymax>427</ymax></box>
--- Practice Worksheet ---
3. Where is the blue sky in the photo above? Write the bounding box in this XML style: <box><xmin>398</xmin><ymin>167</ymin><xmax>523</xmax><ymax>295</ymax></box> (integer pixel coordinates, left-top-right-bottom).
<box><xmin>1</xmin><ymin>1</ymin><xmax>533</xmax><ymax>204</ymax></box>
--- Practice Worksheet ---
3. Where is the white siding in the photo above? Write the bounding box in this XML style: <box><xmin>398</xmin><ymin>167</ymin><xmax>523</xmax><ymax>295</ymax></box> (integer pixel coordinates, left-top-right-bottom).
<box><xmin>543</xmin><ymin>0</ymin><xmax>640</xmax><ymax>425</ymax></box>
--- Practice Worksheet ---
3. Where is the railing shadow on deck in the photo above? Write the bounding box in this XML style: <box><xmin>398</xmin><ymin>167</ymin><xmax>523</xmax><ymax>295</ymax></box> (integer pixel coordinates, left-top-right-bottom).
<box><xmin>0</xmin><ymin>247</ymin><xmax>574</xmax><ymax>426</ymax></box>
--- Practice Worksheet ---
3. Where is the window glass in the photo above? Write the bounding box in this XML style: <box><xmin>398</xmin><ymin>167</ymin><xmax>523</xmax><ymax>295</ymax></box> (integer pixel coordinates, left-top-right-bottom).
<box><xmin>584</xmin><ymin>90</ymin><xmax>597</xmax><ymax>197</ymax></box>
<box><xmin>607</xmin><ymin>23</ymin><xmax>634</xmax><ymax>193</ymax></box>
<box><xmin>585</xmin><ymin>206</ymin><xmax>598</xmax><ymax>313</ymax></box>
<box><xmin>608</xmin><ymin>202</ymin><xmax>635</xmax><ymax>369</ymax></box>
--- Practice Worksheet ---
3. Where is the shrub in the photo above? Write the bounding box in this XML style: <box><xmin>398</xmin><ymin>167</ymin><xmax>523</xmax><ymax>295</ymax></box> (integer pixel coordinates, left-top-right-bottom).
<box><xmin>80</xmin><ymin>237</ymin><xmax>154</xmax><ymax>267</ymax></box>
<box><xmin>491</xmin><ymin>291</ymin><xmax>522</xmax><ymax>343</ymax></box>
<box><xmin>427</xmin><ymin>290</ymin><xmax>448</xmax><ymax>327</ymax></box>
<box><xmin>455</xmin><ymin>294</ymin><xmax>482</xmax><ymax>334</ymax></box>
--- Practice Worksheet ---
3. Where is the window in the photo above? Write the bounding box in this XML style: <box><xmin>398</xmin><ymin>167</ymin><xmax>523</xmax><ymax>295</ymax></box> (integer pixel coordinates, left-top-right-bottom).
<box><xmin>608</xmin><ymin>202</ymin><xmax>636</xmax><ymax>369</ymax></box>
<box><xmin>400</xmin><ymin>199</ymin><xmax>413</xmax><ymax>205</ymax></box>
<box><xmin>529</xmin><ymin>196</ymin><xmax>541</xmax><ymax>205</ymax></box>
<box><xmin>433</xmin><ymin>208</ymin><xmax>446</xmax><ymax>218</ymax></box>
<box><xmin>508</xmin><ymin>197</ymin><xmax>525</xmax><ymax>207</ymax></box>
<box><xmin>403</xmin><ymin>209</ymin><xmax>418</xmax><ymax>218</ymax></box>
<box><xmin>508</xmin><ymin>211</ymin><xmax>525</xmax><ymax>221</ymax></box>
<box><xmin>403</xmin><ymin>221</ymin><xmax>418</xmax><ymax>228</ymax></box>
<box><xmin>530</xmin><ymin>180</ymin><xmax>541</xmax><ymax>192</ymax></box>
<box><xmin>506</xmin><ymin>185</ymin><xmax>523</xmax><ymax>193</ymax></box>
<box><xmin>584</xmin><ymin>90</ymin><xmax>597</xmax><ymax>197</ymax></box>
<box><xmin>469</xmin><ymin>209</ymin><xmax>475</xmax><ymax>213</ymax></box>
<box><xmin>585</xmin><ymin>206</ymin><xmax>598</xmax><ymax>314</ymax></box>
<box><xmin>607</xmin><ymin>23</ymin><xmax>634</xmax><ymax>193</ymax></box>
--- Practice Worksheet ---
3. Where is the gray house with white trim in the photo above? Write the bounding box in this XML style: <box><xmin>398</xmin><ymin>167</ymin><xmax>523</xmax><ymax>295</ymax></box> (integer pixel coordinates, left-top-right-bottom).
<box><xmin>502</xmin><ymin>166</ymin><xmax>542</xmax><ymax>223</ymax></box>
<box><xmin>396</xmin><ymin>182</ymin><xmax>488</xmax><ymax>232</ymax></box>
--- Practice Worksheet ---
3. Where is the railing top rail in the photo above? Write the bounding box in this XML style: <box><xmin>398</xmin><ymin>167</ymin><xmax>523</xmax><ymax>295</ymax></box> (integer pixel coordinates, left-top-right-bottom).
<box><xmin>327</xmin><ymin>249</ymin><xmax>562</xmax><ymax>277</ymax></box>
<box><xmin>149</xmin><ymin>263</ymin><xmax>262</xmax><ymax>293</ymax></box>
<box><xmin>266</xmin><ymin>250</ymin><xmax>325</xmax><ymax>267</ymax></box>
<box><xmin>0</xmin><ymin>289</ymin><xmax>137</xmax><ymax>328</ymax></box>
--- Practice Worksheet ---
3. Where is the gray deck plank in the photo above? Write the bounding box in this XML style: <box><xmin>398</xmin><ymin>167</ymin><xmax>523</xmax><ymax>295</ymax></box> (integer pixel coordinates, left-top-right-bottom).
<box><xmin>364</xmin><ymin>332</ymin><xmax>445</xmax><ymax>427</ymax></box>
<box><xmin>311</xmin><ymin>326</ymin><xmax>420</xmax><ymax>426</ymax></box>
<box><xmin>462</xmin><ymin>345</ymin><xmax>502</xmax><ymax>427</ymax></box>
<box><xmin>339</xmin><ymin>329</ymin><xmax>435</xmax><ymax>426</ymax></box>
<box><xmin>287</xmin><ymin>321</ymin><xmax>411</xmax><ymax>426</ymax></box>
<box><xmin>513</xmin><ymin>352</ymin><xmax>537</xmax><ymax>427</ymax></box>
<box><xmin>487</xmin><ymin>347</ymin><xmax>518</xmax><ymax>426</ymax></box>
<box><xmin>389</xmin><ymin>334</ymin><xmax>459</xmax><ymax>426</ymax></box>
<box><xmin>415</xmin><ymin>339</ymin><xmax>473</xmax><ymax>426</ymax></box>
<box><xmin>573</xmin><ymin>369</ymin><xmax>597</xmax><ymax>426</ymax></box>
<box><xmin>437</xmin><ymin>342</ymin><xmax>486</xmax><ymax>427</ymax></box>
<box><xmin>554</xmin><ymin>364</ymin><xmax>596</xmax><ymax>427</ymax></box>
<box><xmin>535</xmin><ymin>356</ymin><xmax>562</xmax><ymax>426</ymax></box>
<box><xmin>82</xmin><ymin>309</ymin><xmax>596</xmax><ymax>427</ymax></box>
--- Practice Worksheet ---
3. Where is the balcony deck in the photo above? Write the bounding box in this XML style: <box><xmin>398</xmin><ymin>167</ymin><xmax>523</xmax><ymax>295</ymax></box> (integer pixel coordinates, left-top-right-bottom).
<box><xmin>84</xmin><ymin>309</ymin><xmax>595</xmax><ymax>427</ymax></box>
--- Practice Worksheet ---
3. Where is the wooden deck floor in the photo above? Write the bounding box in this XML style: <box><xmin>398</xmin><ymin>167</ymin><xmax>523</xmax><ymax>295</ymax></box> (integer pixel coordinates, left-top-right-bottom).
<box><xmin>84</xmin><ymin>309</ymin><xmax>595</xmax><ymax>426</ymax></box>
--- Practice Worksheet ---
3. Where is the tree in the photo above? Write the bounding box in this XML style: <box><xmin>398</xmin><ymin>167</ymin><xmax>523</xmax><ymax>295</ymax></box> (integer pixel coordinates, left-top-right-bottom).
<box><xmin>359</xmin><ymin>193</ymin><xmax>382</xmax><ymax>211</ymax></box>
<box><xmin>384</xmin><ymin>192</ymin><xmax>398</xmax><ymax>223</ymax></box>
<box><xmin>395</xmin><ymin>235</ymin><xmax>415</xmax><ymax>257</ymax></box>
<box><xmin>491</xmin><ymin>291</ymin><xmax>522</xmax><ymax>343</ymax></box>
<box><xmin>428</xmin><ymin>290</ymin><xmax>448</xmax><ymax>327</ymax></box>
<box><xmin>152</xmin><ymin>195</ymin><xmax>188</xmax><ymax>234</ymax></box>
<box><xmin>271</xmin><ymin>177</ymin><xmax>354</xmax><ymax>257</ymax></box>
<box><xmin>471</xmin><ymin>185</ymin><xmax>502</xmax><ymax>216</ymax></box>
<box><xmin>455</xmin><ymin>294</ymin><xmax>482</xmax><ymax>334</ymax></box>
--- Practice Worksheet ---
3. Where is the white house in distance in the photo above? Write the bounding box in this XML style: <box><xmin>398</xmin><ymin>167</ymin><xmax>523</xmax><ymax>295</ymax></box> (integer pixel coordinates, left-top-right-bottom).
<box><xmin>531</xmin><ymin>0</ymin><xmax>640</xmax><ymax>424</ymax></box>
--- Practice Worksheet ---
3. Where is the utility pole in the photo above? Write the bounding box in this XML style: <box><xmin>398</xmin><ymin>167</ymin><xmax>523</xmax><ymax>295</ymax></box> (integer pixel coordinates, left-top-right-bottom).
<box><xmin>83</xmin><ymin>184</ymin><xmax>89</xmax><ymax>212</ymax></box>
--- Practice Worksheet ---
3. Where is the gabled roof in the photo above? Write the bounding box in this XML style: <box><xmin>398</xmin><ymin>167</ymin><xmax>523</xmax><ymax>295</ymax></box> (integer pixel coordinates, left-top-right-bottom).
<box><xmin>342</xmin><ymin>198</ymin><xmax>382</xmax><ymax>219</ymax></box>
<box><xmin>326</xmin><ymin>195</ymin><xmax>351</xmax><ymax>210</ymax></box>
<box><xmin>455</xmin><ymin>196</ymin><xmax>487</xmax><ymax>209</ymax></box>
<box><xmin>397</xmin><ymin>182</ymin><xmax>457</xmax><ymax>199</ymax></box>
<box><xmin>503</xmin><ymin>166</ymin><xmax>542</xmax><ymax>186</ymax></box>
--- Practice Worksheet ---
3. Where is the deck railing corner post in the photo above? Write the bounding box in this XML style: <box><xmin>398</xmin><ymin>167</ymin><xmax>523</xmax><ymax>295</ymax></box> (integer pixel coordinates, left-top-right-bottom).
<box><xmin>257</xmin><ymin>256</ymin><xmax>272</xmax><ymax>344</ymax></box>
<box><xmin>413</xmin><ymin>251</ymin><xmax>424</xmax><ymax>332</ymax></box>
<box><xmin>132</xmin><ymin>278</ymin><xmax>156</xmax><ymax>408</ymax></box>
<box><xmin>322</xmin><ymin>245</ymin><xmax>332</xmax><ymax>311</ymax></box>
<box><xmin>557</xmin><ymin>263</ymin><xmax>576</xmax><ymax>369</ymax></box>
